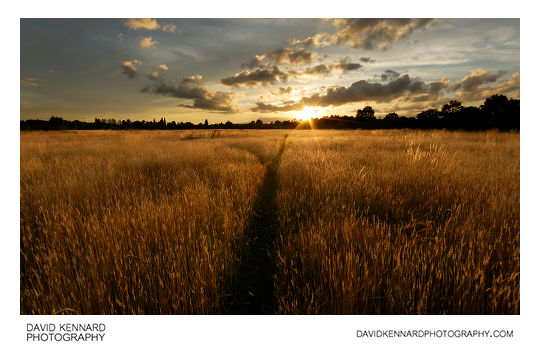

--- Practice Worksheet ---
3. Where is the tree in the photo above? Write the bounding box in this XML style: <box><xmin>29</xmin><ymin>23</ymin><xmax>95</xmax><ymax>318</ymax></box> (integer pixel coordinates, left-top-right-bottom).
<box><xmin>441</xmin><ymin>100</ymin><xmax>463</xmax><ymax>114</ymax></box>
<box><xmin>482</xmin><ymin>94</ymin><xmax>509</xmax><ymax>116</ymax></box>
<box><xmin>384</xmin><ymin>112</ymin><xmax>399</xmax><ymax>121</ymax></box>
<box><xmin>482</xmin><ymin>94</ymin><xmax>519</xmax><ymax>130</ymax></box>
<box><xmin>48</xmin><ymin>116</ymin><xmax>66</xmax><ymax>130</ymax></box>
<box><xmin>416</xmin><ymin>109</ymin><xmax>441</xmax><ymax>121</ymax></box>
<box><xmin>356</xmin><ymin>106</ymin><xmax>376</xmax><ymax>120</ymax></box>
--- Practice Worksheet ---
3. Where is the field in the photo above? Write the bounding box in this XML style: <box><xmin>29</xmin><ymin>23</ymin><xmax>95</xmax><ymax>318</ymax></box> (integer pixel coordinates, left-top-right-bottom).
<box><xmin>20</xmin><ymin>129</ymin><xmax>519</xmax><ymax>314</ymax></box>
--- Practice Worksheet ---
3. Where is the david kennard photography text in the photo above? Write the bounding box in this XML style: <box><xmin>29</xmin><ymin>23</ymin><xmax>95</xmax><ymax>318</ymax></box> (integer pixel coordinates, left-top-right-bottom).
<box><xmin>26</xmin><ymin>323</ymin><xmax>106</xmax><ymax>342</ymax></box>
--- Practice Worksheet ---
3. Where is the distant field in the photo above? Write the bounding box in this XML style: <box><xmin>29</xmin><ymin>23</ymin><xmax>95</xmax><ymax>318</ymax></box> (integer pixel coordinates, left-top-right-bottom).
<box><xmin>20</xmin><ymin>129</ymin><xmax>519</xmax><ymax>314</ymax></box>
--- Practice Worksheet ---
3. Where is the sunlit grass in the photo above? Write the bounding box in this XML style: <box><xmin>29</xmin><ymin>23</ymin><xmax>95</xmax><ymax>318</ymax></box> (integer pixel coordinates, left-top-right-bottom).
<box><xmin>20</xmin><ymin>129</ymin><xmax>519</xmax><ymax>314</ymax></box>
<box><xmin>274</xmin><ymin>129</ymin><xmax>519</xmax><ymax>314</ymax></box>
<box><xmin>20</xmin><ymin>130</ymin><xmax>286</xmax><ymax>314</ymax></box>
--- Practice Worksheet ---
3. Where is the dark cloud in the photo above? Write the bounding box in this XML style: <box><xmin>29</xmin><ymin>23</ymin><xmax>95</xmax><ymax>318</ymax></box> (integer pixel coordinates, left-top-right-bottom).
<box><xmin>330</xmin><ymin>57</ymin><xmax>363</xmax><ymax>72</ymax></box>
<box><xmin>221</xmin><ymin>65</ymin><xmax>287</xmax><ymax>87</ymax></box>
<box><xmin>296</xmin><ymin>64</ymin><xmax>331</xmax><ymax>76</ymax></box>
<box><xmin>380</xmin><ymin>69</ymin><xmax>401</xmax><ymax>81</ymax></box>
<box><xmin>360</xmin><ymin>57</ymin><xmax>375</xmax><ymax>63</ymax></box>
<box><xmin>181</xmin><ymin>75</ymin><xmax>203</xmax><ymax>85</ymax></box>
<box><xmin>494</xmin><ymin>72</ymin><xmax>520</xmax><ymax>96</ymax></box>
<box><xmin>252</xmin><ymin>73</ymin><xmax>447</xmax><ymax>112</ymax></box>
<box><xmin>276</xmin><ymin>86</ymin><xmax>294</xmax><ymax>95</ymax></box>
<box><xmin>243</xmin><ymin>48</ymin><xmax>316</xmax><ymax>68</ymax></box>
<box><xmin>290</xmin><ymin>19</ymin><xmax>438</xmax><ymax>50</ymax></box>
<box><xmin>241</xmin><ymin>55</ymin><xmax>266</xmax><ymax>69</ymax></box>
<box><xmin>403</xmin><ymin>77</ymin><xmax>449</xmax><ymax>103</ymax></box>
<box><xmin>453</xmin><ymin>69</ymin><xmax>518</xmax><ymax>101</ymax></box>
<box><xmin>288</xmin><ymin>59</ymin><xmax>362</xmax><ymax>78</ymax></box>
<box><xmin>267</xmin><ymin>47</ymin><xmax>315</xmax><ymax>65</ymax></box>
<box><xmin>121</xmin><ymin>59</ymin><xmax>142</xmax><ymax>79</ymax></box>
<box><xmin>453</xmin><ymin>68</ymin><xmax>506</xmax><ymax>92</ymax></box>
<box><xmin>142</xmin><ymin>75</ymin><xmax>238</xmax><ymax>113</ymax></box>
<box><xmin>251</xmin><ymin>101</ymin><xmax>305</xmax><ymax>113</ymax></box>
<box><xmin>333</xmin><ymin>18</ymin><xmax>438</xmax><ymax>49</ymax></box>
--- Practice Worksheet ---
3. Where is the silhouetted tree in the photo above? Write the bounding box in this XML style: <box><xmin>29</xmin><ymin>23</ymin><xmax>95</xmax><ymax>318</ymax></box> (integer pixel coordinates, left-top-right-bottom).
<box><xmin>356</xmin><ymin>106</ymin><xmax>376</xmax><ymax>121</ymax></box>
<box><xmin>416</xmin><ymin>109</ymin><xmax>441</xmax><ymax>121</ymax></box>
<box><xmin>48</xmin><ymin>116</ymin><xmax>66</xmax><ymax>130</ymax></box>
<box><xmin>384</xmin><ymin>112</ymin><xmax>399</xmax><ymax>121</ymax></box>
<box><xmin>482</xmin><ymin>94</ymin><xmax>519</xmax><ymax>130</ymax></box>
<box><xmin>482</xmin><ymin>94</ymin><xmax>508</xmax><ymax>115</ymax></box>
<box><xmin>441</xmin><ymin>100</ymin><xmax>464</xmax><ymax>115</ymax></box>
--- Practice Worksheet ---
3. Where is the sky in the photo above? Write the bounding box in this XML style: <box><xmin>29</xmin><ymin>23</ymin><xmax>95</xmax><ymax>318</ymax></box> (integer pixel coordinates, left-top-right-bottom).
<box><xmin>20</xmin><ymin>18</ymin><xmax>520</xmax><ymax>123</ymax></box>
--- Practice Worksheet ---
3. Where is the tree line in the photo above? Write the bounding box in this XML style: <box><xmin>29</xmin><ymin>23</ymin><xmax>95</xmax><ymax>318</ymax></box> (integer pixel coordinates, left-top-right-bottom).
<box><xmin>20</xmin><ymin>94</ymin><xmax>519</xmax><ymax>131</ymax></box>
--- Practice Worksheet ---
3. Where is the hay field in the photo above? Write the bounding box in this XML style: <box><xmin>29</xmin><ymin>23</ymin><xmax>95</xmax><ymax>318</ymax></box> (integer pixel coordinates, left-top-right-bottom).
<box><xmin>20</xmin><ymin>130</ymin><xmax>285</xmax><ymax>314</ymax></box>
<box><xmin>274</xmin><ymin>130</ymin><xmax>519</xmax><ymax>314</ymax></box>
<box><xmin>20</xmin><ymin>129</ymin><xmax>519</xmax><ymax>314</ymax></box>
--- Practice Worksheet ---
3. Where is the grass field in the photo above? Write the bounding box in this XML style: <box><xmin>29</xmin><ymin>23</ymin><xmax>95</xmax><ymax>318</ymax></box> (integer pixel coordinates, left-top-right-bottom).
<box><xmin>20</xmin><ymin>129</ymin><xmax>519</xmax><ymax>314</ymax></box>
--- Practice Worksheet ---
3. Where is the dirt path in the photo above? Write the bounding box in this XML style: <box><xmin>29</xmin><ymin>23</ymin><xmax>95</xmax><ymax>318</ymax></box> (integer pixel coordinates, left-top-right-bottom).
<box><xmin>226</xmin><ymin>134</ymin><xmax>288</xmax><ymax>314</ymax></box>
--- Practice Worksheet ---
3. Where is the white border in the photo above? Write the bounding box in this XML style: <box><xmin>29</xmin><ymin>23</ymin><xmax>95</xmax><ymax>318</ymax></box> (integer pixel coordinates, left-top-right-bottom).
<box><xmin>4</xmin><ymin>1</ymin><xmax>538</xmax><ymax>347</ymax></box>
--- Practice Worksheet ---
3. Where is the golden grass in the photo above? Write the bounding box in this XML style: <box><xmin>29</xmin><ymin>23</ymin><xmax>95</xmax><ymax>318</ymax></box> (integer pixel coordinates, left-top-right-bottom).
<box><xmin>20</xmin><ymin>129</ymin><xmax>519</xmax><ymax>314</ymax></box>
<box><xmin>274</xmin><ymin>129</ymin><xmax>519</xmax><ymax>314</ymax></box>
<box><xmin>20</xmin><ymin>130</ymin><xmax>285</xmax><ymax>314</ymax></box>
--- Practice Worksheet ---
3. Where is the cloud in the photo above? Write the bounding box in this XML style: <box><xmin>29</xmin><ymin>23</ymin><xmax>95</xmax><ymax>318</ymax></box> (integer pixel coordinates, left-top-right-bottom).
<box><xmin>221</xmin><ymin>65</ymin><xmax>287</xmax><ymax>87</ymax></box>
<box><xmin>290</xmin><ymin>18</ymin><xmax>438</xmax><ymax>50</ymax></box>
<box><xmin>251</xmin><ymin>101</ymin><xmax>305</xmax><ymax>113</ymax></box>
<box><xmin>181</xmin><ymin>75</ymin><xmax>203</xmax><ymax>85</ymax></box>
<box><xmin>379</xmin><ymin>69</ymin><xmax>401</xmax><ymax>81</ymax></box>
<box><xmin>139</xmin><ymin>36</ymin><xmax>158</xmax><ymax>48</ymax></box>
<box><xmin>251</xmin><ymin>72</ymin><xmax>447</xmax><ymax>112</ymax></box>
<box><xmin>453</xmin><ymin>68</ymin><xmax>505</xmax><ymax>91</ymax></box>
<box><xmin>143</xmin><ymin>75</ymin><xmax>238</xmax><ymax>113</ymax></box>
<box><xmin>267</xmin><ymin>47</ymin><xmax>315</xmax><ymax>65</ymax></box>
<box><xmin>124</xmin><ymin>18</ymin><xmax>160</xmax><ymax>31</ymax></box>
<box><xmin>289</xmin><ymin>32</ymin><xmax>335</xmax><ymax>48</ymax></box>
<box><xmin>242</xmin><ymin>55</ymin><xmax>266</xmax><ymax>69</ymax></box>
<box><xmin>402</xmin><ymin>77</ymin><xmax>449</xmax><ymax>103</ymax></box>
<box><xmin>288</xmin><ymin>59</ymin><xmax>362</xmax><ymax>78</ymax></box>
<box><xmin>21</xmin><ymin>77</ymin><xmax>39</xmax><ymax>87</ymax></box>
<box><xmin>276</xmin><ymin>86</ymin><xmax>294</xmax><ymax>95</ymax></box>
<box><xmin>121</xmin><ymin>59</ymin><xmax>142</xmax><ymax>78</ymax></box>
<box><xmin>291</xmin><ymin>64</ymin><xmax>331</xmax><ymax>77</ymax></box>
<box><xmin>243</xmin><ymin>48</ymin><xmax>315</xmax><ymax>68</ymax></box>
<box><xmin>453</xmin><ymin>69</ymin><xmax>518</xmax><ymax>101</ymax></box>
<box><xmin>149</xmin><ymin>71</ymin><xmax>162</xmax><ymax>80</ymax></box>
<box><xmin>118</xmin><ymin>33</ymin><xmax>124</xmax><ymax>41</ymax></box>
<box><xmin>360</xmin><ymin>57</ymin><xmax>375</xmax><ymax>63</ymax></box>
<box><xmin>161</xmin><ymin>23</ymin><xmax>177</xmax><ymax>33</ymax></box>
<box><xmin>493</xmin><ymin>72</ymin><xmax>520</xmax><ymax>96</ymax></box>
<box><xmin>124</xmin><ymin>18</ymin><xmax>178</xmax><ymax>33</ymax></box>
<box><xmin>330</xmin><ymin>57</ymin><xmax>363</xmax><ymax>72</ymax></box>
<box><xmin>333</xmin><ymin>18</ymin><xmax>437</xmax><ymax>49</ymax></box>
<box><xmin>156</xmin><ymin>64</ymin><xmax>169</xmax><ymax>71</ymax></box>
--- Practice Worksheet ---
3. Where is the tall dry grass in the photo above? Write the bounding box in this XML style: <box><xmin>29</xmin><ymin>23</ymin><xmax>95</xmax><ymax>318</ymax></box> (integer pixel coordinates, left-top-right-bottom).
<box><xmin>21</xmin><ymin>129</ymin><xmax>519</xmax><ymax>315</ymax></box>
<box><xmin>20</xmin><ymin>130</ymin><xmax>285</xmax><ymax>314</ymax></box>
<box><xmin>274</xmin><ymin>130</ymin><xmax>519</xmax><ymax>314</ymax></box>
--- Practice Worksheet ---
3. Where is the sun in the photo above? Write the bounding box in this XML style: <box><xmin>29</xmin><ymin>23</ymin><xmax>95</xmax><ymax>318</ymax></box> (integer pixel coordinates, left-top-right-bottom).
<box><xmin>297</xmin><ymin>106</ymin><xmax>316</xmax><ymax>120</ymax></box>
